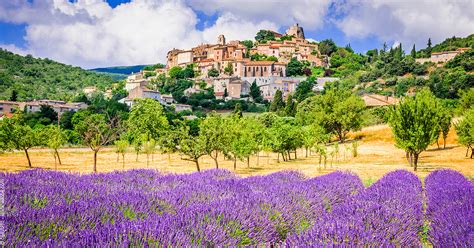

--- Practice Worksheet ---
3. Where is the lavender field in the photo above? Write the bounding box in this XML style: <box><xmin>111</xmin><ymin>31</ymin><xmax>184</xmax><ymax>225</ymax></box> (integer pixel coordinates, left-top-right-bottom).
<box><xmin>3</xmin><ymin>169</ymin><xmax>473</xmax><ymax>246</ymax></box>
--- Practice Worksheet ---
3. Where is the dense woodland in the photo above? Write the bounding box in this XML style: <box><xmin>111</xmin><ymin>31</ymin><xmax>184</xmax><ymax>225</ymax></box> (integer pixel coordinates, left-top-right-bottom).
<box><xmin>0</xmin><ymin>49</ymin><xmax>115</xmax><ymax>101</ymax></box>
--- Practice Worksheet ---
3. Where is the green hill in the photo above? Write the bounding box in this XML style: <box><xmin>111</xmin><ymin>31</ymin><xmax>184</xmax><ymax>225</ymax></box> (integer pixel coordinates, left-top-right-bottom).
<box><xmin>0</xmin><ymin>49</ymin><xmax>116</xmax><ymax>101</ymax></box>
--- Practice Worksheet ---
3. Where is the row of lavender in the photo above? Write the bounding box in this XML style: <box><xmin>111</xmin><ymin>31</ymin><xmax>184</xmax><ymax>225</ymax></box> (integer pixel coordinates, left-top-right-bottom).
<box><xmin>3</xmin><ymin>169</ymin><xmax>472</xmax><ymax>246</ymax></box>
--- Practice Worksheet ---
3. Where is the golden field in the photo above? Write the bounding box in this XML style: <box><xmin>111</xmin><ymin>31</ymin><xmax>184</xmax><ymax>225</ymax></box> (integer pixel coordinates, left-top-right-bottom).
<box><xmin>1</xmin><ymin>124</ymin><xmax>472</xmax><ymax>183</ymax></box>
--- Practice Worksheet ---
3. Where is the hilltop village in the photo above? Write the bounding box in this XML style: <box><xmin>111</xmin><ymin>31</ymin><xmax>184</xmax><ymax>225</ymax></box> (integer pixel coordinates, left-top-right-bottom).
<box><xmin>120</xmin><ymin>24</ymin><xmax>338</xmax><ymax>110</ymax></box>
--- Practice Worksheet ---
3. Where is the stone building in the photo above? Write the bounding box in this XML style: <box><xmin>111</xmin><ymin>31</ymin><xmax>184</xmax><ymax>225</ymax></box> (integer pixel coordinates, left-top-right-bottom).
<box><xmin>286</xmin><ymin>23</ymin><xmax>305</xmax><ymax>39</ymax></box>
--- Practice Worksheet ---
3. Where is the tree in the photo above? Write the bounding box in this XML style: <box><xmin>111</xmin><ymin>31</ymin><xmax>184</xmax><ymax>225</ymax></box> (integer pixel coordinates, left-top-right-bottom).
<box><xmin>287</xmin><ymin>58</ymin><xmax>303</xmax><ymax>76</ymax></box>
<box><xmin>458</xmin><ymin>88</ymin><xmax>474</xmax><ymax>113</ymax></box>
<box><xmin>255</xmin><ymin>30</ymin><xmax>275</xmax><ymax>43</ymax></box>
<box><xmin>233</xmin><ymin>103</ymin><xmax>243</xmax><ymax>118</ymax></box>
<box><xmin>411</xmin><ymin>44</ymin><xmax>416</xmax><ymax>58</ymax></box>
<box><xmin>249</xmin><ymin>80</ymin><xmax>263</xmax><ymax>103</ymax></box>
<box><xmin>142</xmin><ymin>139</ymin><xmax>156</xmax><ymax>167</ymax></box>
<box><xmin>455</xmin><ymin>109</ymin><xmax>474</xmax><ymax>158</ymax></box>
<box><xmin>269</xmin><ymin>90</ymin><xmax>285</xmax><ymax>112</ymax></box>
<box><xmin>179</xmin><ymin>132</ymin><xmax>207</xmax><ymax>172</ymax></box>
<box><xmin>159</xmin><ymin>120</ymin><xmax>187</xmax><ymax>162</ymax></box>
<box><xmin>208</xmin><ymin>68</ymin><xmax>219</xmax><ymax>77</ymax></box>
<box><xmin>0</xmin><ymin>114</ymin><xmax>40</xmax><ymax>167</ymax></box>
<box><xmin>438</xmin><ymin>108</ymin><xmax>452</xmax><ymax>149</ymax></box>
<box><xmin>388</xmin><ymin>89</ymin><xmax>441</xmax><ymax>170</ymax></box>
<box><xmin>284</xmin><ymin>94</ymin><xmax>297</xmax><ymax>117</ymax></box>
<box><xmin>319</xmin><ymin>39</ymin><xmax>337</xmax><ymax>56</ymax></box>
<box><xmin>127</xmin><ymin>98</ymin><xmax>169</xmax><ymax>142</ymax></box>
<box><xmin>427</xmin><ymin>38</ymin><xmax>432</xmax><ymax>56</ymax></box>
<box><xmin>41</xmin><ymin>125</ymin><xmax>67</xmax><ymax>168</ymax></box>
<box><xmin>114</xmin><ymin>139</ymin><xmax>128</xmax><ymax>169</ymax></box>
<box><xmin>305</xmin><ymin>88</ymin><xmax>365</xmax><ymax>142</ymax></box>
<box><xmin>168</xmin><ymin>66</ymin><xmax>183</xmax><ymax>79</ymax></box>
<box><xmin>73</xmin><ymin>112</ymin><xmax>122</xmax><ymax>173</ymax></box>
<box><xmin>199</xmin><ymin>113</ymin><xmax>227</xmax><ymax>168</ymax></box>
<box><xmin>10</xmin><ymin>89</ymin><xmax>18</xmax><ymax>101</ymax></box>
<box><xmin>224</xmin><ymin>63</ymin><xmax>233</xmax><ymax>75</ymax></box>
<box><xmin>224</xmin><ymin>88</ymin><xmax>228</xmax><ymax>98</ymax></box>
<box><xmin>294</xmin><ymin>79</ymin><xmax>315</xmax><ymax>102</ymax></box>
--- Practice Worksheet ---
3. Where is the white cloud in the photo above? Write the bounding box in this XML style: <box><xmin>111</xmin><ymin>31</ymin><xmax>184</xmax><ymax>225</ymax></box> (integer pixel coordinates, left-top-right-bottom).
<box><xmin>187</xmin><ymin>0</ymin><xmax>332</xmax><ymax>30</ymax></box>
<box><xmin>335</xmin><ymin>0</ymin><xmax>474</xmax><ymax>49</ymax></box>
<box><xmin>0</xmin><ymin>0</ymin><xmax>281</xmax><ymax>68</ymax></box>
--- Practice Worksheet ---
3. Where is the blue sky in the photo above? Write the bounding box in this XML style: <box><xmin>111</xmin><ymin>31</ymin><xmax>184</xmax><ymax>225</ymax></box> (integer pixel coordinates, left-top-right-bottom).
<box><xmin>0</xmin><ymin>0</ymin><xmax>472</xmax><ymax>68</ymax></box>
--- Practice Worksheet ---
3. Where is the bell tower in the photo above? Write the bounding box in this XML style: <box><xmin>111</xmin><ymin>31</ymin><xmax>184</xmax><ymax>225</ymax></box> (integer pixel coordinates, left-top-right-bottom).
<box><xmin>218</xmin><ymin>34</ymin><xmax>226</xmax><ymax>45</ymax></box>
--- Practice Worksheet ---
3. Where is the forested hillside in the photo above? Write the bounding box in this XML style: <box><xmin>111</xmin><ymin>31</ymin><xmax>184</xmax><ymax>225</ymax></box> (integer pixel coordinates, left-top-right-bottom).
<box><xmin>0</xmin><ymin>49</ymin><xmax>115</xmax><ymax>101</ymax></box>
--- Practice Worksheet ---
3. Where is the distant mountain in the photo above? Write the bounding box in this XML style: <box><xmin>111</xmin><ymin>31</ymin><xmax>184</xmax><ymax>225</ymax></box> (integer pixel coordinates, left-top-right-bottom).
<box><xmin>0</xmin><ymin>49</ymin><xmax>115</xmax><ymax>101</ymax></box>
<box><xmin>90</xmin><ymin>65</ymin><xmax>149</xmax><ymax>75</ymax></box>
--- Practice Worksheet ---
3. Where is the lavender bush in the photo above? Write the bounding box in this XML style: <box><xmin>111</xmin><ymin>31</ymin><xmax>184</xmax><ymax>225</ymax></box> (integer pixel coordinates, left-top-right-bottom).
<box><xmin>425</xmin><ymin>169</ymin><xmax>474</xmax><ymax>246</ymax></box>
<box><xmin>3</xmin><ymin>169</ymin><xmax>472</xmax><ymax>246</ymax></box>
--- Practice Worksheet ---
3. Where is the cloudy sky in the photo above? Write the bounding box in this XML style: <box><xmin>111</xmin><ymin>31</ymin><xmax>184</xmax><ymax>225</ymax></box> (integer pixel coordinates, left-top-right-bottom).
<box><xmin>1</xmin><ymin>0</ymin><xmax>473</xmax><ymax>69</ymax></box>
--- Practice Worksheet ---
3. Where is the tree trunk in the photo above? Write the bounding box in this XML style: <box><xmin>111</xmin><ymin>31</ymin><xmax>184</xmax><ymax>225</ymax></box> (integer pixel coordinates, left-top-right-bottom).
<box><xmin>436</xmin><ymin>138</ymin><xmax>439</xmax><ymax>149</ymax></box>
<box><xmin>319</xmin><ymin>154</ymin><xmax>322</xmax><ymax>166</ymax></box>
<box><xmin>443</xmin><ymin>137</ymin><xmax>446</xmax><ymax>149</ymax></box>
<box><xmin>117</xmin><ymin>153</ymin><xmax>119</xmax><ymax>163</ymax></box>
<box><xmin>53</xmin><ymin>152</ymin><xmax>57</xmax><ymax>169</ymax></box>
<box><xmin>93</xmin><ymin>150</ymin><xmax>98</xmax><ymax>173</ymax></box>
<box><xmin>195</xmin><ymin>159</ymin><xmax>201</xmax><ymax>172</ymax></box>
<box><xmin>24</xmin><ymin>149</ymin><xmax>32</xmax><ymax>168</ymax></box>
<box><xmin>247</xmin><ymin>157</ymin><xmax>250</xmax><ymax>168</ymax></box>
<box><xmin>55</xmin><ymin>149</ymin><xmax>62</xmax><ymax>165</ymax></box>
<box><xmin>136</xmin><ymin>152</ymin><xmax>139</xmax><ymax>162</ymax></box>
<box><xmin>466</xmin><ymin>147</ymin><xmax>470</xmax><ymax>157</ymax></box>
<box><xmin>294</xmin><ymin>150</ymin><xmax>297</xmax><ymax>159</ymax></box>
<box><xmin>413</xmin><ymin>153</ymin><xmax>419</xmax><ymax>171</ymax></box>
<box><xmin>233</xmin><ymin>156</ymin><xmax>237</xmax><ymax>170</ymax></box>
<box><xmin>277</xmin><ymin>153</ymin><xmax>280</xmax><ymax>163</ymax></box>
<box><xmin>212</xmin><ymin>151</ymin><xmax>219</xmax><ymax>168</ymax></box>
<box><xmin>306</xmin><ymin>147</ymin><xmax>308</xmax><ymax>158</ymax></box>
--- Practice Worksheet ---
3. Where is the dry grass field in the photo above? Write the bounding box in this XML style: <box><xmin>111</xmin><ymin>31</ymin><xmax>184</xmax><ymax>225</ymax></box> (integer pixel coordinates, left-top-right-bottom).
<box><xmin>1</xmin><ymin>124</ymin><xmax>472</xmax><ymax>183</ymax></box>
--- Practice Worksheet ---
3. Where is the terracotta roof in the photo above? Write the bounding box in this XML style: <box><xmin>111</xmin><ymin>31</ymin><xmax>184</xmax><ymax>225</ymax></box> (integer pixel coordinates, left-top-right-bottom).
<box><xmin>215</xmin><ymin>92</ymin><xmax>225</xmax><ymax>96</ymax></box>
<box><xmin>269</xmin><ymin>45</ymin><xmax>280</xmax><ymax>49</ymax></box>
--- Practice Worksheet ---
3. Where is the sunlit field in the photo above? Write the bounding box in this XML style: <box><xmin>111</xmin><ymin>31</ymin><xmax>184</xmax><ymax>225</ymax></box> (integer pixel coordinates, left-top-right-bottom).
<box><xmin>2</xmin><ymin>124</ymin><xmax>472</xmax><ymax>183</ymax></box>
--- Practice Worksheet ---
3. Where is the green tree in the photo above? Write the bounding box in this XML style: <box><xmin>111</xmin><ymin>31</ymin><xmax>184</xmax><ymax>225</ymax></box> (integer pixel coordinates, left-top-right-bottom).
<box><xmin>127</xmin><ymin>99</ymin><xmax>169</xmax><ymax>142</ymax></box>
<box><xmin>255</xmin><ymin>30</ymin><xmax>275</xmax><ymax>43</ymax></box>
<box><xmin>388</xmin><ymin>89</ymin><xmax>441</xmax><ymax>170</ymax></box>
<box><xmin>294</xmin><ymin>79</ymin><xmax>315</xmax><ymax>102</ymax></box>
<box><xmin>224</xmin><ymin>63</ymin><xmax>233</xmax><ymax>75</ymax></box>
<box><xmin>41</xmin><ymin>125</ymin><xmax>67</xmax><ymax>168</ymax></box>
<box><xmin>0</xmin><ymin>114</ymin><xmax>40</xmax><ymax>167</ymax></box>
<box><xmin>284</xmin><ymin>94</ymin><xmax>297</xmax><ymax>117</ymax></box>
<box><xmin>179</xmin><ymin>130</ymin><xmax>207</xmax><ymax>172</ymax></box>
<box><xmin>306</xmin><ymin>88</ymin><xmax>365</xmax><ymax>142</ymax></box>
<box><xmin>438</xmin><ymin>108</ymin><xmax>452</xmax><ymax>149</ymax></box>
<box><xmin>319</xmin><ymin>39</ymin><xmax>337</xmax><ymax>56</ymax></box>
<box><xmin>411</xmin><ymin>44</ymin><xmax>417</xmax><ymax>58</ymax></box>
<box><xmin>168</xmin><ymin>66</ymin><xmax>183</xmax><ymax>79</ymax></box>
<box><xmin>114</xmin><ymin>139</ymin><xmax>128</xmax><ymax>169</ymax></box>
<box><xmin>427</xmin><ymin>38</ymin><xmax>432</xmax><ymax>56</ymax></box>
<box><xmin>287</xmin><ymin>58</ymin><xmax>303</xmax><ymax>76</ymax></box>
<box><xmin>455</xmin><ymin>109</ymin><xmax>474</xmax><ymax>158</ymax></box>
<box><xmin>249</xmin><ymin>80</ymin><xmax>263</xmax><ymax>103</ymax></box>
<box><xmin>233</xmin><ymin>102</ymin><xmax>243</xmax><ymax>118</ymax></box>
<box><xmin>208</xmin><ymin>68</ymin><xmax>219</xmax><ymax>77</ymax></box>
<box><xmin>72</xmin><ymin>112</ymin><xmax>122</xmax><ymax>173</ymax></box>
<box><xmin>142</xmin><ymin>139</ymin><xmax>156</xmax><ymax>167</ymax></box>
<box><xmin>458</xmin><ymin>88</ymin><xmax>474</xmax><ymax>113</ymax></box>
<box><xmin>199</xmin><ymin>113</ymin><xmax>227</xmax><ymax>168</ymax></box>
<box><xmin>269</xmin><ymin>90</ymin><xmax>285</xmax><ymax>112</ymax></box>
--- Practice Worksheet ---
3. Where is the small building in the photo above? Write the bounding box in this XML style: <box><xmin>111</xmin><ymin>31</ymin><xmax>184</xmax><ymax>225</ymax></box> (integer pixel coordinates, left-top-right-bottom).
<box><xmin>173</xmin><ymin>104</ymin><xmax>192</xmax><ymax>112</ymax></box>
<box><xmin>415</xmin><ymin>48</ymin><xmax>470</xmax><ymax>64</ymax></box>
<box><xmin>0</xmin><ymin>100</ymin><xmax>20</xmax><ymax>119</ymax></box>
<box><xmin>17</xmin><ymin>100</ymin><xmax>87</xmax><ymax>115</ymax></box>
<box><xmin>161</xmin><ymin>94</ymin><xmax>175</xmax><ymax>104</ymax></box>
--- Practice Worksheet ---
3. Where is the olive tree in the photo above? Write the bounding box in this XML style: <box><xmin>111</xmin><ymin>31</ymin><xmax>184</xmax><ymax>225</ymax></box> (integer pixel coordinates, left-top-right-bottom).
<box><xmin>199</xmin><ymin>113</ymin><xmax>227</xmax><ymax>168</ymax></box>
<box><xmin>0</xmin><ymin>114</ymin><xmax>40</xmax><ymax>167</ymax></box>
<box><xmin>114</xmin><ymin>139</ymin><xmax>128</xmax><ymax>169</ymax></box>
<box><xmin>73</xmin><ymin>112</ymin><xmax>122</xmax><ymax>173</ymax></box>
<box><xmin>41</xmin><ymin>125</ymin><xmax>67</xmax><ymax>168</ymax></box>
<box><xmin>388</xmin><ymin>89</ymin><xmax>441</xmax><ymax>170</ymax></box>
<box><xmin>455</xmin><ymin>109</ymin><xmax>474</xmax><ymax>158</ymax></box>
<box><xmin>179</xmin><ymin>126</ymin><xmax>207</xmax><ymax>172</ymax></box>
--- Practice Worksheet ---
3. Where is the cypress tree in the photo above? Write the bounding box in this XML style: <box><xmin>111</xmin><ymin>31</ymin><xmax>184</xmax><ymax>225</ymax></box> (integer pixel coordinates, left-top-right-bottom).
<box><xmin>411</xmin><ymin>44</ymin><xmax>416</xmax><ymax>58</ymax></box>
<box><xmin>269</xmin><ymin>90</ymin><xmax>285</xmax><ymax>112</ymax></box>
